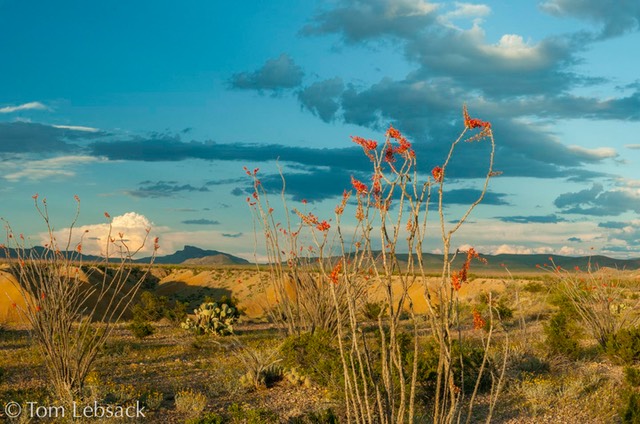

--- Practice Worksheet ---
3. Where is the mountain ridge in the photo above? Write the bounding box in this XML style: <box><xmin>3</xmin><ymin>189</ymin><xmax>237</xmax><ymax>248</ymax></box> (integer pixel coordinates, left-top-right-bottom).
<box><xmin>2</xmin><ymin>245</ymin><xmax>639</xmax><ymax>270</ymax></box>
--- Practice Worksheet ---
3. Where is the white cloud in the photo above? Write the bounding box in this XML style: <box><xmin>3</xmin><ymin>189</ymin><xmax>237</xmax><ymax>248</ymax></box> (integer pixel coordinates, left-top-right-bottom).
<box><xmin>52</xmin><ymin>124</ymin><xmax>100</xmax><ymax>133</ymax></box>
<box><xmin>568</xmin><ymin>145</ymin><xmax>618</xmax><ymax>159</ymax></box>
<box><xmin>444</xmin><ymin>2</ymin><xmax>491</xmax><ymax>20</ymax></box>
<box><xmin>45</xmin><ymin>212</ymin><xmax>160</xmax><ymax>257</ymax></box>
<box><xmin>625</xmin><ymin>144</ymin><xmax>640</xmax><ymax>150</ymax></box>
<box><xmin>480</xmin><ymin>34</ymin><xmax>543</xmax><ymax>61</ymax></box>
<box><xmin>3</xmin><ymin>155</ymin><xmax>102</xmax><ymax>181</ymax></box>
<box><xmin>489</xmin><ymin>244</ymin><xmax>585</xmax><ymax>256</ymax></box>
<box><xmin>389</xmin><ymin>0</ymin><xmax>439</xmax><ymax>17</ymax></box>
<box><xmin>0</xmin><ymin>101</ymin><xmax>48</xmax><ymax>113</ymax></box>
<box><xmin>492</xmin><ymin>244</ymin><xmax>554</xmax><ymax>255</ymax></box>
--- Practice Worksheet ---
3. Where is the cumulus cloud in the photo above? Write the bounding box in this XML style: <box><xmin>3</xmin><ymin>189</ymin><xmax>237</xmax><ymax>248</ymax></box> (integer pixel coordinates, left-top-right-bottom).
<box><xmin>441</xmin><ymin>2</ymin><xmax>491</xmax><ymax>23</ymax></box>
<box><xmin>492</xmin><ymin>244</ymin><xmax>554</xmax><ymax>255</ymax></box>
<box><xmin>0</xmin><ymin>101</ymin><xmax>48</xmax><ymax>113</ymax></box>
<box><xmin>555</xmin><ymin>184</ymin><xmax>640</xmax><ymax>216</ymax></box>
<box><xmin>301</xmin><ymin>0</ymin><xmax>439</xmax><ymax>43</ymax></box>
<box><xmin>45</xmin><ymin>212</ymin><xmax>158</xmax><ymax>257</ymax></box>
<box><xmin>298</xmin><ymin>78</ymin><xmax>345</xmax><ymax>122</ymax></box>
<box><xmin>597</xmin><ymin>219</ymin><xmax>640</xmax><ymax>251</ymax></box>
<box><xmin>229</xmin><ymin>54</ymin><xmax>304</xmax><ymax>92</ymax></box>
<box><xmin>626</xmin><ymin>144</ymin><xmax>640</xmax><ymax>150</ymax></box>
<box><xmin>540</xmin><ymin>0</ymin><xmax>640</xmax><ymax>39</ymax></box>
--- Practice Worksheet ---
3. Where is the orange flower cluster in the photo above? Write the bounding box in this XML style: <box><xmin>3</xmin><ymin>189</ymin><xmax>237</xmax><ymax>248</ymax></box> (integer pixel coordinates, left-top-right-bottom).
<box><xmin>472</xmin><ymin>309</ymin><xmax>486</xmax><ymax>330</ymax></box>
<box><xmin>295</xmin><ymin>210</ymin><xmax>330</xmax><ymax>232</ymax></box>
<box><xmin>329</xmin><ymin>262</ymin><xmax>342</xmax><ymax>284</ymax></box>
<box><xmin>451</xmin><ymin>247</ymin><xmax>485</xmax><ymax>291</ymax></box>
<box><xmin>385</xmin><ymin>125</ymin><xmax>415</xmax><ymax>160</ymax></box>
<box><xmin>432</xmin><ymin>166</ymin><xmax>443</xmax><ymax>182</ymax></box>
<box><xmin>351</xmin><ymin>176</ymin><xmax>368</xmax><ymax>194</ymax></box>
<box><xmin>371</xmin><ymin>173</ymin><xmax>382</xmax><ymax>199</ymax></box>
<box><xmin>243</xmin><ymin>166</ymin><xmax>259</xmax><ymax>176</ymax></box>
<box><xmin>351</xmin><ymin>136</ymin><xmax>378</xmax><ymax>151</ymax></box>
<box><xmin>316</xmin><ymin>220</ymin><xmax>331</xmax><ymax>232</ymax></box>
<box><xmin>356</xmin><ymin>203</ymin><xmax>364</xmax><ymax>221</ymax></box>
<box><xmin>463</xmin><ymin>105</ymin><xmax>491</xmax><ymax>130</ymax></box>
<box><xmin>335</xmin><ymin>190</ymin><xmax>351</xmax><ymax>215</ymax></box>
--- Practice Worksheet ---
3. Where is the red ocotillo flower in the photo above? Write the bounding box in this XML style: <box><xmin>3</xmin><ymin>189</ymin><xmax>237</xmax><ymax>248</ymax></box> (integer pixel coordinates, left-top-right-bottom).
<box><xmin>432</xmin><ymin>166</ymin><xmax>443</xmax><ymax>182</ymax></box>
<box><xmin>329</xmin><ymin>262</ymin><xmax>342</xmax><ymax>284</ymax></box>
<box><xmin>472</xmin><ymin>309</ymin><xmax>486</xmax><ymax>330</ymax></box>
<box><xmin>351</xmin><ymin>135</ymin><xmax>378</xmax><ymax>151</ymax></box>
<box><xmin>316</xmin><ymin>220</ymin><xmax>331</xmax><ymax>232</ymax></box>
<box><xmin>386</xmin><ymin>125</ymin><xmax>402</xmax><ymax>140</ymax></box>
<box><xmin>351</xmin><ymin>176</ymin><xmax>368</xmax><ymax>194</ymax></box>
<box><xmin>463</xmin><ymin>104</ymin><xmax>491</xmax><ymax>129</ymax></box>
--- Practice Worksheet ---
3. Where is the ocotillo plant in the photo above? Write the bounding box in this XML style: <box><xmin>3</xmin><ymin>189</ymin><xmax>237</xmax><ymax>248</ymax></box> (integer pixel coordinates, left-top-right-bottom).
<box><xmin>1</xmin><ymin>195</ymin><xmax>157</xmax><ymax>404</ymax></box>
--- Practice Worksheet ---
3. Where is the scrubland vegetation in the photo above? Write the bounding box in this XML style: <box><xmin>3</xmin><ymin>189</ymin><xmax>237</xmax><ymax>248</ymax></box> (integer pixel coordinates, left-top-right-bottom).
<box><xmin>2</xmin><ymin>107</ymin><xmax>640</xmax><ymax>423</ymax></box>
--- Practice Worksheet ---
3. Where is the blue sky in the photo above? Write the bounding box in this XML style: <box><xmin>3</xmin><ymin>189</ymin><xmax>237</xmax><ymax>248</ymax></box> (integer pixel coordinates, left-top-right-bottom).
<box><xmin>1</xmin><ymin>0</ymin><xmax>640</xmax><ymax>259</ymax></box>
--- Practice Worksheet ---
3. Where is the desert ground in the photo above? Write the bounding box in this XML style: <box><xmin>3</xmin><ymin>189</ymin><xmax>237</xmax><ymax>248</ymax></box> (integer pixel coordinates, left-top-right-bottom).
<box><xmin>1</xmin><ymin>264</ymin><xmax>639</xmax><ymax>423</ymax></box>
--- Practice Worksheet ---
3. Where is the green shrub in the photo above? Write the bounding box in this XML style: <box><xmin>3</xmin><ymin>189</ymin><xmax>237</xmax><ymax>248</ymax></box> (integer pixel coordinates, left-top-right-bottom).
<box><xmin>186</xmin><ymin>412</ymin><xmax>224</xmax><ymax>424</ymax></box>
<box><xmin>175</xmin><ymin>388</ymin><xmax>207</xmax><ymax>418</ymax></box>
<box><xmin>361</xmin><ymin>301</ymin><xmax>386</xmax><ymax>320</ymax></box>
<box><xmin>128</xmin><ymin>319</ymin><xmax>155</xmax><ymax>339</ymax></box>
<box><xmin>543</xmin><ymin>311</ymin><xmax>581</xmax><ymax>358</ymax></box>
<box><xmin>606</xmin><ymin>327</ymin><xmax>640</xmax><ymax>364</ymax></box>
<box><xmin>522</xmin><ymin>281</ymin><xmax>546</xmax><ymax>293</ymax></box>
<box><xmin>288</xmin><ymin>408</ymin><xmax>339</xmax><ymax>423</ymax></box>
<box><xmin>416</xmin><ymin>338</ymin><xmax>493</xmax><ymax>403</ymax></box>
<box><xmin>280</xmin><ymin>331</ymin><xmax>341</xmax><ymax>390</ymax></box>
<box><xmin>476</xmin><ymin>291</ymin><xmax>514</xmax><ymax>322</ymax></box>
<box><xmin>228</xmin><ymin>403</ymin><xmax>279</xmax><ymax>424</ymax></box>
<box><xmin>132</xmin><ymin>291</ymin><xmax>187</xmax><ymax>323</ymax></box>
<box><xmin>626</xmin><ymin>367</ymin><xmax>640</xmax><ymax>387</ymax></box>
<box><xmin>622</xmin><ymin>391</ymin><xmax>640</xmax><ymax>423</ymax></box>
<box><xmin>515</xmin><ymin>353</ymin><xmax>550</xmax><ymax>376</ymax></box>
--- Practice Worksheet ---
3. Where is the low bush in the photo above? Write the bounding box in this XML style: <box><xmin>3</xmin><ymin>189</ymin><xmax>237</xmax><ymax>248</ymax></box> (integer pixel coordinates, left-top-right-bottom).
<box><xmin>543</xmin><ymin>311</ymin><xmax>582</xmax><ymax>358</ymax></box>
<box><xmin>361</xmin><ymin>301</ymin><xmax>387</xmax><ymax>321</ymax></box>
<box><xmin>128</xmin><ymin>319</ymin><xmax>156</xmax><ymax>339</ymax></box>
<box><xmin>416</xmin><ymin>337</ymin><xmax>493</xmax><ymax>403</ymax></box>
<box><xmin>228</xmin><ymin>403</ymin><xmax>279</xmax><ymax>424</ymax></box>
<box><xmin>132</xmin><ymin>291</ymin><xmax>187</xmax><ymax>323</ymax></box>
<box><xmin>175</xmin><ymin>388</ymin><xmax>208</xmax><ymax>418</ymax></box>
<box><xmin>186</xmin><ymin>412</ymin><xmax>225</xmax><ymax>424</ymax></box>
<box><xmin>606</xmin><ymin>327</ymin><xmax>640</xmax><ymax>364</ymax></box>
<box><xmin>288</xmin><ymin>408</ymin><xmax>340</xmax><ymax>423</ymax></box>
<box><xmin>279</xmin><ymin>330</ymin><xmax>341</xmax><ymax>390</ymax></box>
<box><xmin>621</xmin><ymin>391</ymin><xmax>640</xmax><ymax>423</ymax></box>
<box><xmin>626</xmin><ymin>367</ymin><xmax>640</xmax><ymax>387</ymax></box>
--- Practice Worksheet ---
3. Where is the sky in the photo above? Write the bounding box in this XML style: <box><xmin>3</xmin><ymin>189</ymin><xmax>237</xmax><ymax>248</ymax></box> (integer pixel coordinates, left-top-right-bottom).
<box><xmin>1</xmin><ymin>0</ymin><xmax>640</xmax><ymax>260</ymax></box>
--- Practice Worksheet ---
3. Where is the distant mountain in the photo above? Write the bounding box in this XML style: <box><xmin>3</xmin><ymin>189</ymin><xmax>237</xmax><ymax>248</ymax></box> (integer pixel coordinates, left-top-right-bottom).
<box><xmin>137</xmin><ymin>245</ymin><xmax>250</xmax><ymax>265</ymax></box>
<box><xmin>393</xmin><ymin>252</ymin><xmax>640</xmax><ymax>273</ymax></box>
<box><xmin>2</xmin><ymin>244</ymin><xmax>639</xmax><ymax>271</ymax></box>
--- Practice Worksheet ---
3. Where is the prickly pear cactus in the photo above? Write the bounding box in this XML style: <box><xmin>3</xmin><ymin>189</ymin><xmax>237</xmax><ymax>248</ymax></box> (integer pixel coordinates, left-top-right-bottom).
<box><xmin>181</xmin><ymin>302</ymin><xmax>239</xmax><ymax>336</ymax></box>
<box><xmin>284</xmin><ymin>367</ymin><xmax>311</xmax><ymax>388</ymax></box>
